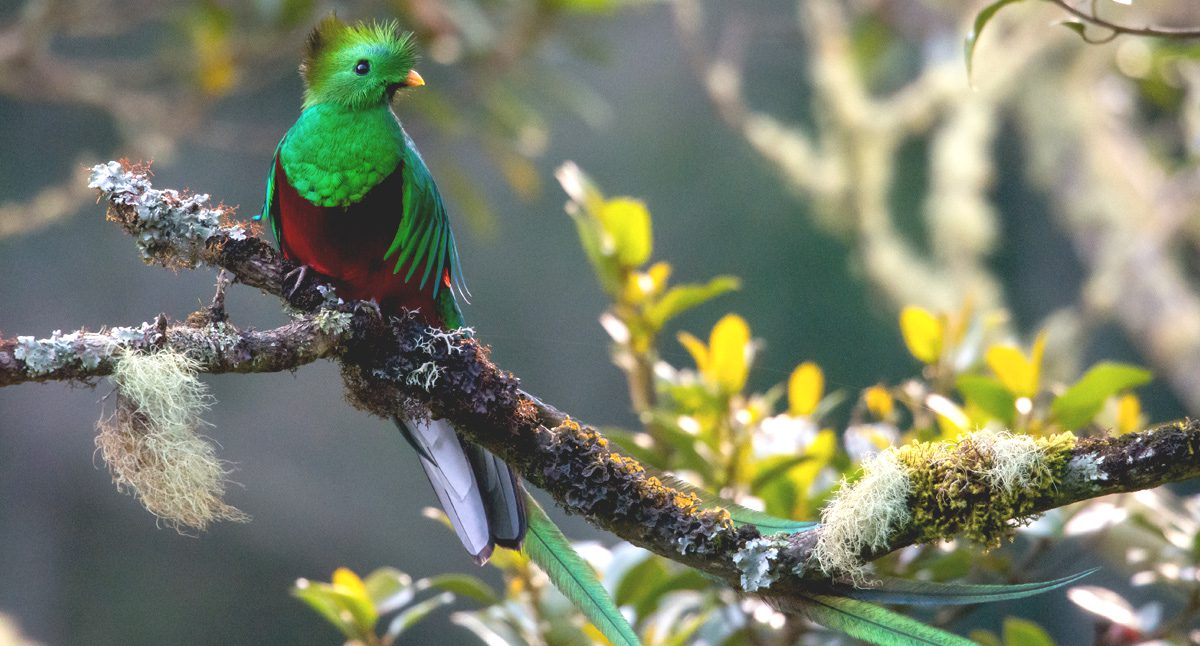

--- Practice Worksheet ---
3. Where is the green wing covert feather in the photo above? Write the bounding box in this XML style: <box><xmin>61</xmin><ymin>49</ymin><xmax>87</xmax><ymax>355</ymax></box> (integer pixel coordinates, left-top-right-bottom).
<box><xmin>383</xmin><ymin>136</ymin><xmax>469</xmax><ymax>301</ymax></box>
<box><xmin>256</xmin><ymin>138</ymin><xmax>286</xmax><ymax>241</ymax></box>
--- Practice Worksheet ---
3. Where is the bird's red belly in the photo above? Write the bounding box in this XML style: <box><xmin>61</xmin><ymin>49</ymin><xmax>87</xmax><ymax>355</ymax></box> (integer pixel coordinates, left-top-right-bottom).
<box><xmin>274</xmin><ymin>159</ymin><xmax>442</xmax><ymax>322</ymax></box>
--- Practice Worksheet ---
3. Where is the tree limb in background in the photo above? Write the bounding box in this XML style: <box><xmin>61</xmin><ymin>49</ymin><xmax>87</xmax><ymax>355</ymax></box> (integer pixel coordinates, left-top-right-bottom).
<box><xmin>673</xmin><ymin>0</ymin><xmax>1200</xmax><ymax>416</ymax></box>
<box><xmin>3</xmin><ymin>163</ymin><xmax>1200</xmax><ymax>597</ymax></box>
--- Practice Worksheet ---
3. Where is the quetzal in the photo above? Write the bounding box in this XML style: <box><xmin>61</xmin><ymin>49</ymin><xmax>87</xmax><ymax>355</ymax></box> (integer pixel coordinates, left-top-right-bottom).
<box><xmin>260</xmin><ymin>16</ymin><xmax>526</xmax><ymax>563</ymax></box>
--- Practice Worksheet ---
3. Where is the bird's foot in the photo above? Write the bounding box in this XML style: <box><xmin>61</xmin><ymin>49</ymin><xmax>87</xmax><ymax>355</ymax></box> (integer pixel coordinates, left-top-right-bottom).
<box><xmin>283</xmin><ymin>264</ymin><xmax>310</xmax><ymax>299</ymax></box>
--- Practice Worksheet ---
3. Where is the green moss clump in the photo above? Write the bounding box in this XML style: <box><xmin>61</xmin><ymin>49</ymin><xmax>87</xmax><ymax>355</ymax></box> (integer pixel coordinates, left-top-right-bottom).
<box><xmin>896</xmin><ymin>430</ymin><xmax>1076</xmax><ymax>547</ymax></box>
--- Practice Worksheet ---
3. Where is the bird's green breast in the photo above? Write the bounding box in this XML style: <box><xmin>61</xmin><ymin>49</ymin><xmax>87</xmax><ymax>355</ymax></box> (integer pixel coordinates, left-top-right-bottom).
<box><xmin>279</xmin><ymin>103</ymin><xmax>404</xmax><ymax>207</ymax></box>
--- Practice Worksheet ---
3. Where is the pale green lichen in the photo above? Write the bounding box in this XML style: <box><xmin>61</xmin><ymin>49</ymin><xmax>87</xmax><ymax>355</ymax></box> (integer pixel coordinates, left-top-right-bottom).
<box><xmin>89</xmin><ymin>161</ymin><xmax>226</xmax><ymax>267</ymax></box>
<box><xmin>96</xmin><ymin>349</ymin><xmax>247</xmax><ymax>531</ymax></box>
<box><xmin>313</xmin><ymin>308</ymin><xmax>354</xmax><ymax>336</ymax></box>
<box><xmin>16</xmin><ymin>329</ymin><xmax>115</xmax><ymax>374</ymax></box>
<box><xmin>14</xmin><ymin>331</ymin><xmax>88</xmax><ymax>374</ymax></box>
<box><xmin>1068</xmin><ymin>453</ymin><xmax>1106</xmax><ymax>483</ymax></box>
<box><xmin>109</xmin><ymin>322</ymin><xmax>155</xmax><ymax>344</ymax></box>
<box><xmin>733</xmin><ymin>536</ymin><xmax>785</xmax><ymax>591</ymax></box>
<box><xmin>812</xmin><ymin>449</ymin><xmax>911</xmax><ymax>584</ymax></box>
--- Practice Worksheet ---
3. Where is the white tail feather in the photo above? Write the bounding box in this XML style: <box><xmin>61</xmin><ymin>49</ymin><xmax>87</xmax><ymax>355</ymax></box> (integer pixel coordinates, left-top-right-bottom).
<box><xmin>400</xmin><ymin>417</ymin><xmax>491</xmax><ymax>560</ymax></box>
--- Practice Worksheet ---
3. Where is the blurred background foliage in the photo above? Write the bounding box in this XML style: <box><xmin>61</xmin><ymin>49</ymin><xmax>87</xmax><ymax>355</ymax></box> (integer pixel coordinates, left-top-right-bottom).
<box><xmin>3</xmin><ymin>0</ymin><xmax>1200</xmax><ymax>643</ymax></box>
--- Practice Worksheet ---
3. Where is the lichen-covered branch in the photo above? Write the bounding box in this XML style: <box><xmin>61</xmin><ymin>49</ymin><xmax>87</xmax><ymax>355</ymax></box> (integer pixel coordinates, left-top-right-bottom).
<box><xmin>0</xmin><ymin>314</ymin><xmax>350</xmax><ymax>388</ymax></box>
<box><xmin>5</xmin><ymin>162</ymin><xmax>1200</xmax><ymax>598</ymax></box>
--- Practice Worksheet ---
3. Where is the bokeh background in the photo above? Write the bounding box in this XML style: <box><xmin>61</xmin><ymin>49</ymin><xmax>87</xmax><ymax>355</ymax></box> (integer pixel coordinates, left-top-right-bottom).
<box><xmin>2</xmin><ymin>0</ymin><xmax>1200</xmax><ymax>643</ymax></box>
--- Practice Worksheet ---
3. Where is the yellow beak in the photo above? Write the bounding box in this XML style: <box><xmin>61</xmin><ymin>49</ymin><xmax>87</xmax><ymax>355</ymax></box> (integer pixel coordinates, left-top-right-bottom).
<box><xmin>405</xmin><ymin>69</ymin><xmax>425</xmax><ymax>88</ymax></box>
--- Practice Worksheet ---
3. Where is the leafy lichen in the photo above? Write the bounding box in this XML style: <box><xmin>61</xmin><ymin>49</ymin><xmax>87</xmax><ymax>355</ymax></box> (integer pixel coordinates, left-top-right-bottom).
<box><xmin>733</xmin><ymin>536</ymin><xmax>785</xmax><ymax>592</ymax></box>
<box><xmin>89</xmin><ymin>161</ymin><xmax>227</xmax><ymax>268</ymax></box>
<box><xmin>17</xmin><ymin>329</ymin><xmax>113</xmax><ymax>374</ymax></box>
<box><xmin>313</xmin><ymin>308</ymin><xmax>354</xmax><ymax>336</ymax></box>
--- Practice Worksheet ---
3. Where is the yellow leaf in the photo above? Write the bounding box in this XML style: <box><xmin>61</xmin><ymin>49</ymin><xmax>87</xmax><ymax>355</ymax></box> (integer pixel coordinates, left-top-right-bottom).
<box><xmin>789</xmin><ymin>362</ymin><xmax>824</xmax><ymax>416</ymax></box>
<box><xmin>582</xmin><ymin>622</ymin><xmax>615</xmax><ymax>646</ymax></box>
<box><xmin>864</xmin><ymin>385</ymin><xmax>894</xmax><ymax>420</ymax></box>
<box><xmin>986</xmin><ymin>331</ymin><xmax>1046</xmax><ymax>398</ymax></box>
<box><xmin>926</xmin><ymin>394</ymin><xmax>969</xmax><ymax>438</ymax></box>
<box><xmin>986</xmin><ymin>346</ymin><xmax>1032</xmax><ymax>397</ymax></box>
<box><xmin>647</xmin><ymin>261</ymin><xmax>672</xmax><ymax>290</ymax></box>
<box><xmin>900</xmin><ymin>306</ymin><xmax>943</xmax><ymax>364</ymax></box>
<box><xmin>1116</xmin><ymin>394</ymin><xmax>1142</xmax><ymax>435</ymax></box>
<box><xmin>708</xmin><ymin>314</ymin><xmax>751</xmax><ymax>394</ymax></box>
<box><xmin>331</xmin><ymin>567</ymin><xmax>369</xmax><ymax>602</ymax></box>
<box><xmin>677</xmin><ymin>332</ymin><xmax>709</xmax><ymax>375</ymax></box>
<box><xmin>598</xmin><ymin>198</ymin><xmax>652</xmax><ymax>267</ymax></box>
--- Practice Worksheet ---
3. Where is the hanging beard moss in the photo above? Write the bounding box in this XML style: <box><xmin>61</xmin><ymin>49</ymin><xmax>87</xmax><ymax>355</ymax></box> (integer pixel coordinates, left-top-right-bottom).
<box><xmin>813</xmin><ymin>450</ymin><xmax>912</xmax><ymax>584</ymax></box>
<box><xmin>96</xmin><ymin>349</ymin><xmax>247</xmax><ymax>532</ymax></box>
<box><xmin>811</xmin><ymin>430</ymin><xmax>1077</xmax><ymax>584</ymax></box>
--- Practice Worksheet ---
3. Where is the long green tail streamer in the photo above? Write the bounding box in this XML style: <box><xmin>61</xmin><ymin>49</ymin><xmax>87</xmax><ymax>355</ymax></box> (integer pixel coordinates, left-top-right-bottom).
<box><xmin>826</xmin><ymin>567</ymin><xmax>1099</xmax><ymax>606</ymax></box>
<box><xmin>522</xmin><ymin>494</ymin><xmax>642</xmax><ymax>646</ymax></box>
<box><xmin>797</xmin><ymin>593</ymin><xmax>976</xmax><ymax>646</ymax></box>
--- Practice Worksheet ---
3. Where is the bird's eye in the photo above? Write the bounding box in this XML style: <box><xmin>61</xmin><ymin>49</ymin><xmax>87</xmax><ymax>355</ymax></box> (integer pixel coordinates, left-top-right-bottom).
<box><xmin>354</xmin><ymin>60</ymin><xmax>370</xmax><ymax>75</ymax></box>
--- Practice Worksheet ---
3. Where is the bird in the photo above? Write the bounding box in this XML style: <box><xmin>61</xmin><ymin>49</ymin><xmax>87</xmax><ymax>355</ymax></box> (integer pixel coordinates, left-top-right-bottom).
<box><xmin>259</xmin><ymin>15</ymin><xmax>526</xmax><ymax>563</ymax></box>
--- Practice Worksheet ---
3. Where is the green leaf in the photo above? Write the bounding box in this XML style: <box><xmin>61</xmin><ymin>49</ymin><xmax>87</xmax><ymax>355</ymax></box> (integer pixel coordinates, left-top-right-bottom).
<box><xmin>522</xmin><ymin>494</ymin><xmax>642</xmax><ymax>646</ymax></box>
<box><xmin>956</xmin><ymin>374</ymin><xmax>1016</xmax><ymax>425</ymax></box>
<box><xmin>657</xmin><ymin>474</ymin><xmax>818</xmax><ymax>534</ymax></box>
<box><xmin>420</xmin><ymin>573</ymin><xmax>500</xmax><ymax>606</ymax></box>
<box><xmin>964</xmin><ymin>0</ymin><xmax>1026</xmax><ymax>79</ymax></box>
<box><xmin>829</xmin><ymin>568</ymin><xmax>1098</xmax><ymax>606</ymax></box>
<box><xmin>363</xmin><ymin>567</ymin><xmax>413</xmax><ymax>609</ymax></box>
<box><xmin>799</xmin><ymin>594</ymin><xmax>976</xmax><ymax>645</ymax></box>
<box><xmin>1002</xmin><ymin>617</ymin><xmax>1055</xmax><ymax>646</ymax></box>
<box><xmin>634</xmin><ymin>568</ymin><xmax>711</xmax><ymax>620</ymax></box>
<box><xmin>570</xmin><ymin>209</ymin><xmax>621</xmax><ymax>295</ymax></box>
<box><xmin>1058</xmin><ymin>20</ymin><xmax>1088</xmax><ymax>40</ymax></box>
<box><xmin>385</xmin><ymin>591</ymin><xmax>456</xmax><ymax>639</ymax></box>
<box><xmin>614</xmin><ymin>554</ymin><xmax>669</xmax><ymax>608</ymax></box>
<box><xmin>291</xmin><ymin>580</ymin><xmax>362</xmax><ymax>641</ymax></box>
<box><xmin>1051</xmin><ymin>362</ymin><xmax>1152</xmax><ymax>429</ymax></box>
<box><xmin>656</xmin><ymin>610</ymin><xmax>710</xmax><ymax>646</ymax></box>
<box><xmin>751</xmin><ymin>455</ymin><xmax>814</xmax><ymax>492</ymax></box>
<box><xmin>645</xmin><ymin>277</ymin><xmax>740</xmax><ymax>329</ymax></box>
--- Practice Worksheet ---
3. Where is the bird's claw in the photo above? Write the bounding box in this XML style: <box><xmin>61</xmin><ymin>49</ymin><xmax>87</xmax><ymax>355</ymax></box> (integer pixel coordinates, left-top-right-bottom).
<box><xmin>283</xmin><ymin>265</ymin><xmax>310</xmax><ymax>299</ymax></box>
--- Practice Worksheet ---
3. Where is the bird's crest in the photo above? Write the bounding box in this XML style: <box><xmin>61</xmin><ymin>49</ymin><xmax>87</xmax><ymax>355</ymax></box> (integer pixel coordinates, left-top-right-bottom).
<box><xmin>299</xmin><ymin>14</ymin><xmax>420</xmax><ymax>109</ymax></box>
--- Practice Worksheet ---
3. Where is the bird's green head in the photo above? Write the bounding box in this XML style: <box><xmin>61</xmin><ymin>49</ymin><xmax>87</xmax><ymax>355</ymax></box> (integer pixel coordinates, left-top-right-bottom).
<box><xmin>299</xmin><ymin>15</ymin><xmax>424</xmax><ymax>110</ymax></box>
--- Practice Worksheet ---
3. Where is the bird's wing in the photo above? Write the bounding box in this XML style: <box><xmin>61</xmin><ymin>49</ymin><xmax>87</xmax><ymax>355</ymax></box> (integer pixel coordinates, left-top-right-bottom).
<box><xmin>382</xmin><ymin>136</ymin><xmax>469</xmax><ymax>305</ymax></box>
<box><xmin>256</xmin><ymin>137</ymin><xmax>287</xmax><ymax>244</ymax></box>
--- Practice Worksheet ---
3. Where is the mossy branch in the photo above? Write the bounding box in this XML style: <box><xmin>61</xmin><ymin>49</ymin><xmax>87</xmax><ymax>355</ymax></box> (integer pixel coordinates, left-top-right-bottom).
<box><xmin>3</xmin><ymin>162</ymin><xmax>1200</xmax><ymax>596</ymax></box>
